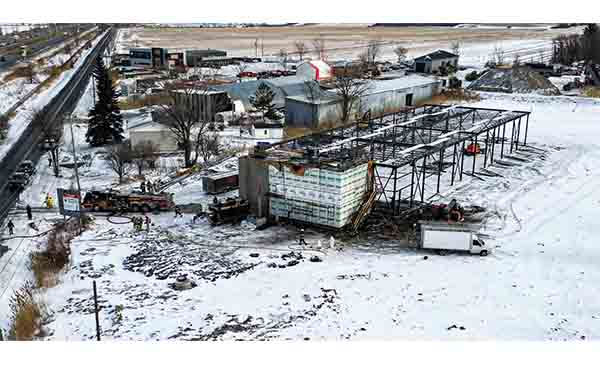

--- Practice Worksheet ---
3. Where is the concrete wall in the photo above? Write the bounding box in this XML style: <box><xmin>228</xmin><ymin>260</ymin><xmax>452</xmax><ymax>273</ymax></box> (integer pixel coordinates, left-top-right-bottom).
<box><xmin>285</xmin><ymin>98</ymin><xmax>340</xmax><ymax>128</ymax></box>
<box><xmin>239</xmin><ymin>156</ymin><xmax>270</xmax><ymax>217</ymax></box>
<box><xmin>415</xmin><ymin>57</ymin><xmax>459</xmax><ymax>73</ymax></box>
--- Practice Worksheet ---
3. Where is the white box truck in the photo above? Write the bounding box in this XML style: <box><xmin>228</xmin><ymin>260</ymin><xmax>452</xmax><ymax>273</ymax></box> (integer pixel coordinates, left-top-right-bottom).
<box><xmin>418</xmin><ymin>221</ymin><xmax>490</xmax><ymax>256</ymax></box>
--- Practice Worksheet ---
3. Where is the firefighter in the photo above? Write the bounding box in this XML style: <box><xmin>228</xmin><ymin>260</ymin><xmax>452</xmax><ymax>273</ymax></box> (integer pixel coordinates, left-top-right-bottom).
<box><xmin>213</xmin><ymin>196</ymin><xmax>219</xmax><ymax>206</ymax></box>
<box><xmin>329</xmin><ymin>236</ymin><xmax>336</xmax><ymax>250</ymax></box>
<box><xmin>147</xmin><ymin>182</ymin><xmax>154</xmax><ymax>194</ymax></box>
<box><xmin>174</xmin><ymin>206</ymin><xmax>183</xmax><ymax>218</ymax></box>
<box><xmin>145</xmin><ymin>215</ymin><xmax>151</xmax><ymax>232</ymax></box>
<box><xmin>26</xmin><ymin>204</ymin><xmax>32</xmax><ymax>221</ymax></box>
<box><xmin>48</xmin><ymin>154</ymin><xmax>52</xmax><ymax>167</ymax></box>
<box><xmin>298</xmin><ymin>228</ymin><xmax>306</xmax><ymax>246</ymax></box>
<box><xmin>6</xmin><ymin>220</ymin><xmax>15</xmax><ymax>235</ymax></box>
<box><xmin>45</xmin><ymin>194</ymin><xmax>54</xmax><ymax>209</ymax></box>
<box><xmin>140</xmin><ymin>181</ymin><xmax>146</xmax><ymax>193</ymax></box>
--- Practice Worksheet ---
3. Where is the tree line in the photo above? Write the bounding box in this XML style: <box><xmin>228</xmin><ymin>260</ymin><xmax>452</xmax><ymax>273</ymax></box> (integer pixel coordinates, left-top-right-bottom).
<box><xmin>552</xmin><ymin>24</ymin><xmax>600</xmax><ymax>65</ymax></box>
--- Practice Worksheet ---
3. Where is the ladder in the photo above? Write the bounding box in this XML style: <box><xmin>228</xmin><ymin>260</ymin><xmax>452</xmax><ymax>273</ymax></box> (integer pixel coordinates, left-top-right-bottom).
<box><xmin>350</xmin><ymin>188</ymin><xmax>379</xmax><ymax>232</ymax></box>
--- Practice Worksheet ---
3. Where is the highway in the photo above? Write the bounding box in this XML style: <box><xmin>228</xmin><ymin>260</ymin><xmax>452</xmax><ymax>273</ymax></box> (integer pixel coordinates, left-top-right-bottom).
<box><xmin>0</xmin><ymin>24</ymin><xmax>94</xmax><ymax>73</ymax></box>
<box><xmin>0</xmin><ymin>28</ymin><xmax>114</xmax><ymax>225</ymax></box>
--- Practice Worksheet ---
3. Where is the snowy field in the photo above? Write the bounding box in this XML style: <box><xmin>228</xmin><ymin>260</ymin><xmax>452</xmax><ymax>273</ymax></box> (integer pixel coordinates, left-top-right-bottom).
<box><xmin>2</xmin><ymin>90</ymin><xmax>600</xmax><ymax>340</ymax></box>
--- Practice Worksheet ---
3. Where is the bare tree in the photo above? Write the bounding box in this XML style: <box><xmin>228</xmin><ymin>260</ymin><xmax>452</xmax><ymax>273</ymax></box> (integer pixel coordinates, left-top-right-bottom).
<box><xmin>333</xmin><ymin>68</ymin><xmax>373</xmax><ymax>124</ymax></box>
<box><xmin>513</xmin><ymin>54</ymin><xmax>521</xmax><ymax>67</ymax></box>
<box><xmin>131</xmin><ymin>140</ymin><xmax>159</xmax><ymax>175</ymax></box>
<box><xmin>278</xmin><ymin>48</ymin><xmax>288</xmax><ymax>70</ymax></box>
<box><xmin>232</xmin><ymin>62</ymin><xmax>249</xmax><ymax>82</ymax></box>
<box><xmin>294</xmin><ymin>40</ymin><xmax>307</xmax><ymax>61</ymax></box>
<box><xmin>367</xmin><ymin>40</ymin><xmax>382</xmax><ymax>64</ymax></box>
<box><xmin>303</xmin><ymin>80</ymin><xmax>321</xmax><ymax>102</ymax></box>
<box><xmin>312</xmin><ymin>35</ymin><xmax>326</xmax><ymax>60</ymax></box>
<box><xmin>393</xmin><ymin>45</ymin><xmax>408</xmax><ymax>64</ymax></box>
<box><xmin>197</xmin><ymin>132</ymin><xmax>221</xmax><ymax>163</ymax></box>
<box><xmin>157</xmin><ymin>82</ymin><xmax>228</xmax><ymax>167</ymax></box>
<box><xmin>493</xmin><ymin>44</ymin><xmax>506</xmax><ymax>65</ymax></box>
<box><xmin>106</xmin><ymin>143</ymin><xmax>132</xmax><ymax>184</ymax></box>
<box><xmin>450</xmin><ymin>41</ymin><xmax>461</xmax><ymax>56</ymax></box>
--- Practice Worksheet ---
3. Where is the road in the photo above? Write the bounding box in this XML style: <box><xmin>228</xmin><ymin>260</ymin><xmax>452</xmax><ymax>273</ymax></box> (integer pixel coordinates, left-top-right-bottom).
<box><xmin>0</xmin><ymin>24</ymin><xmax>94</xmax><ymax>73</ymax></box>
<box><xmin>0</xmin><ymin>28</ymin><xmax>114</xmax><ymax>225</ymax></box>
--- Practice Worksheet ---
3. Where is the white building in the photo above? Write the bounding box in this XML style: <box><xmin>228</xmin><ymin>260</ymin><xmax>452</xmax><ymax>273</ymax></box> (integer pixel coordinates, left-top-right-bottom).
<box><xmin>296</xmin><ymin>60</ymin><xmax>333</xmax><ymax>81</ymax></box>
<box><xmin>250</xmin><ymin>122</ymin><xmax>284</xmax><ymax>140</ymax></box>
<box><xmin>128</xmin><ymin>112</ymin><xmax>179</xmax><ymax>153</ymax></box>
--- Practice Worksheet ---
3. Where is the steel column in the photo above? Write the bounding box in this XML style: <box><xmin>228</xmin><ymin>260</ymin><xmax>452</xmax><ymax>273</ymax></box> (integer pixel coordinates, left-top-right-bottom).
<box><xmin>501</xmin><ymin>124</ymin><xmax>506</xmax><ymax>159</ymax></box>
<box><xmin>409</xmin><ymin>162</ymin><xmax>415</xmax><ymax>208</ymax></box>
<box><xmin>451</xmin><ymin>143</ymin><xmax>457</xmax><ymax>186</ymax></box>
<box><xmin>524</xmin><ymin>113</ymin><xmax>530</xmax><ymax>145</ymax></box>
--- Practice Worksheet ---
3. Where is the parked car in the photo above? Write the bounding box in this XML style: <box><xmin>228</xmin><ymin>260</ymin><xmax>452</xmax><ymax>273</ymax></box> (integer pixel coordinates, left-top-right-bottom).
<box><xmin>17</xmin><ymin>160</ymin><xmax>36</xmax><ymax>176</ymax></box>
<box><xmin>8</xmin><ymin>172</ymin><xmax>31</xmax><ymax>191</ymax></box>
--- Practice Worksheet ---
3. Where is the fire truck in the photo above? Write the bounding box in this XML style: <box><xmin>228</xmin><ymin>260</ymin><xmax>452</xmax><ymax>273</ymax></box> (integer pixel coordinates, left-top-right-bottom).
<box><xmin>82</xmin><ymin>190</ymin><xmax>175</xmax><ymax>213</ymax></box>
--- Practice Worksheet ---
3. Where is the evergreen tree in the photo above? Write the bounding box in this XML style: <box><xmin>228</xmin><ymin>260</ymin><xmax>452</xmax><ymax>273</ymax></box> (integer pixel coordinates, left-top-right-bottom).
<box><xmin>249</xmin><ymin>82</ymin><xmax>280</xmax><ymax>120</ymax></box>
<box><xmin>86</xmin><ymin>56</ymin><xmax>124</xmax><ymax>146</ymax></box>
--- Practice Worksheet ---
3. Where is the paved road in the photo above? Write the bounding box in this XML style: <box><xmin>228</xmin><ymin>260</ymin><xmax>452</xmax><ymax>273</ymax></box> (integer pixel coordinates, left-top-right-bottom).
<box><xmin>0</xmin><ymin>28</ymin><xmax>114</xmax><ymax>225</ymax></box>
<box><xmin>0</xmin><ymin>25</ymin><xmax>94</xmax><ymax>73</ymax></box>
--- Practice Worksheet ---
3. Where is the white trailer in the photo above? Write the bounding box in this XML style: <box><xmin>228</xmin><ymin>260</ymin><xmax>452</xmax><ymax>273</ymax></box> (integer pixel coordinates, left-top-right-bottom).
<box><xmin>418</xmin><ymin>221</ymin><xmax>490</xmax><ymax>256</ymax></box>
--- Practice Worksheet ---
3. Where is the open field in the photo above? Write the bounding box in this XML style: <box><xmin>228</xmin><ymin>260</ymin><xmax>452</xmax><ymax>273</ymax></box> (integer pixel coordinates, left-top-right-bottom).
<box><xmin>118</xmin><ymin>25</ymin><xmax>583</xmax><ymax>65</ymax></box>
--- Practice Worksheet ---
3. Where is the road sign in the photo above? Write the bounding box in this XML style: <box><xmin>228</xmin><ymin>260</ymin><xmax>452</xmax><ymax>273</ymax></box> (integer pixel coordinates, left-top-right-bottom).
<box><xmin>57</xmin><ymin>188</ymin><xmax>80</xmax><ymax>217</ymax></box>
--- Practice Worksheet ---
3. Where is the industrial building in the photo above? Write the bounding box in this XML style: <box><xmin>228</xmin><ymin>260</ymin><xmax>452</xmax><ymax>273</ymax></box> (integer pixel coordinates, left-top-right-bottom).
<box><xmin>129</xmin><ymin>47</ymin><xmax>168</xmax><ymax>68</ymax></box>
<box><xmin>170</xmin><ymin>89</ymin><xmax>233</xmax><ymax>123</ymax></box>
<box><xmin>413</xmin><ymin>50</ymin><xmax>459</xmax><ymax>73</ymax></box>
<box><xmin>213</xmin><ymin>75</ymin><xmax>317</xmax><ymax>112</ymax></box>
<box><xmin>240</xmin><ymin>104</ymin><xmax>532</xmax><ymax>229</ymax></box>
<box><xmin>284</xmin><ymin>75</ymin><xmax>441</xmax><ymax>128</ymax></box>
<box><xmin>185</xmin><ymin>49</ymin><xmax>227</xmax><ymax>67</ymax></box>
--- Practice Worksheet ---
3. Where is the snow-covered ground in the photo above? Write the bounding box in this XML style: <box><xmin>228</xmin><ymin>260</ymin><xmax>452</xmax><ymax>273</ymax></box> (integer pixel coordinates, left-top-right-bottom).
<box><xmin>2</xmin><ymin>90</ymin><xmax>600</xmax><ymax>340</ymax></box>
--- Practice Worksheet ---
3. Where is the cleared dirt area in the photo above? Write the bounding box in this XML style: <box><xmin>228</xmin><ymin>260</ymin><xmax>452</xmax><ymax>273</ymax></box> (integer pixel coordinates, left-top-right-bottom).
<box><xmin>118</xmin><ymin>25</ymin><xmax>582</xmax><ymax>61</ymax></box>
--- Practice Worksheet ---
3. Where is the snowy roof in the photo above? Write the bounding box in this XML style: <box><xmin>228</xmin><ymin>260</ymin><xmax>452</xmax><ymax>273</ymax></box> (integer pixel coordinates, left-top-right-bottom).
<box><xmin>414</xmin><ymin>50</ymin><xmax>459</xmax><ymax>62</ymax></box>
<box><xmin>212</xmin><ymin>76</ymin><xmax>315</xmax><ymax>110</ymax></box>
<box><xmin>367</xmin><ymin>74</ymin><xmax>440</xmax><ymax>94</ymax></box>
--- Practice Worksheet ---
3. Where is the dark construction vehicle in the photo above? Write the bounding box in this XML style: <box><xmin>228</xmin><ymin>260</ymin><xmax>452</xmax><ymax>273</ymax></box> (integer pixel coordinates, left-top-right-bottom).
<box><xmin>207</xmin><ymin>197</ymin><xmax>249</xmax><ymax>226</ymax></box>
<box><xmin>82</xmin><ymin>190</ymin><xmax>175</xmax><ymax>213</ymax></box>
<box><xmin>202</xmin><ymin>171</ymin><xmax>239</xmax><ymax>195</ymax></box>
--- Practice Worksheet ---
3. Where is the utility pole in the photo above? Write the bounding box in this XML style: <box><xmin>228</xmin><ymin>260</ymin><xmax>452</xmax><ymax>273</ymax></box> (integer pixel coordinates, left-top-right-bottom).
<box><xmin>69</xmin><ymin>114</ymin><xmax>83</xmax><ymax>233</ymax></box>
<box><xmin>93</xmin><ymin>280</ymin><xmax>101</xmax><ymax>341</ymax></box>
<box><xmin>261</xmin><ymin>38</ymin><xmax>264</xmax><ymax>58</ymax></box>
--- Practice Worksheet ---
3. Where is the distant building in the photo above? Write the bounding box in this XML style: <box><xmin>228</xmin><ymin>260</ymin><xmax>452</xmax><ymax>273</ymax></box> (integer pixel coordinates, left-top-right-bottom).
<box><xmin>129</xmin><ymin>47</ymin><xmax>168</xmax><ymax>68</ymax></box>
<box><xmin>296</xmin><ymin>60</ymin><xmax>333</xmax><ymax>81</ymax></box>
<box><xmin>167</xmin><ymin>51</ymin><xmax>185</xmax><ymax>68</ymax></box>
<box><xmin>185</xmin><ymin>49</ymin><xmax>227</xmax><ymax>67</ymax></box>
<box><xmin>213</xmin><ymin>75</ymin><xmax>314</xmax><ymax>112</ymax></box>
<box><xmin>285</xmin><ymin>75</ymin><xmax>441</xmax><ymax>128</ymax></box>
<box><xmin>413</xmin><ymin>50</ymin><xmax>459</xmax><ymax>73</ymax></box>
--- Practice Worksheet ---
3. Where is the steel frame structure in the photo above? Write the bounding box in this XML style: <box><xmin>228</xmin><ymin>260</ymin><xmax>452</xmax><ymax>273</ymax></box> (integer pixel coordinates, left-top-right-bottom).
<box><xmin>264</xmin><ymin>104</ymin><xmax>531</xmax><ymax>216</ymax></box>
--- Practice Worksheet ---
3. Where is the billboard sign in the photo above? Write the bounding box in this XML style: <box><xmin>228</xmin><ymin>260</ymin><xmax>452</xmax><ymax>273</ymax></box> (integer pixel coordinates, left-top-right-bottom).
<box><xmin>57</xmin><ymin>188</ymin><xmax>81</xmax><ymax>217</ymax></box>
